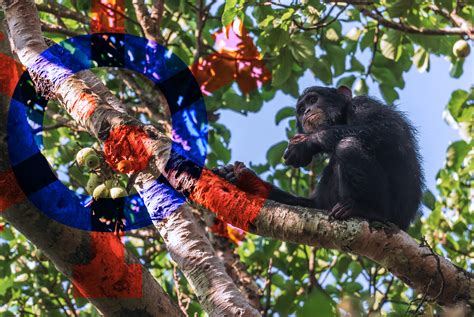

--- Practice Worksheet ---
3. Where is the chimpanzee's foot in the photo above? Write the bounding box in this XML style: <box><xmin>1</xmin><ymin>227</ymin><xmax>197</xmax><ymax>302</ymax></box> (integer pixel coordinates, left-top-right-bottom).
<box><xmin>329</xmin><ymin>200</ymin><xmax>363</xmax><ymax>220</ymax></box>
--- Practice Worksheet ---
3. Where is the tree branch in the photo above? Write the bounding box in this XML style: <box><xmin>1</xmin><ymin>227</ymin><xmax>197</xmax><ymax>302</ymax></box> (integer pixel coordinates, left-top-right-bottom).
<box><xmin>359</xmin><ymin>9</ymin><xmax>473</xmax><ymax>39</ymax></box>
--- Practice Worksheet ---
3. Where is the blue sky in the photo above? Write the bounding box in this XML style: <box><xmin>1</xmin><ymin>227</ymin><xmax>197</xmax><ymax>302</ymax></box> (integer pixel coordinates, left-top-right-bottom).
<box><xmin>219</xmin><ymin>53</ymin><xmax>473</xmax><ymax>195</ymax></box>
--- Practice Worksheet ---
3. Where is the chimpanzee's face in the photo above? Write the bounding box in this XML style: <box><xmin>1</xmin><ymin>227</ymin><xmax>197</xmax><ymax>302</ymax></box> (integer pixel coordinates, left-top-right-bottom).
<box><xmin>296</xmin><ymin>86</ymin><xmax>351</xmax><ymax>133</ymax></box>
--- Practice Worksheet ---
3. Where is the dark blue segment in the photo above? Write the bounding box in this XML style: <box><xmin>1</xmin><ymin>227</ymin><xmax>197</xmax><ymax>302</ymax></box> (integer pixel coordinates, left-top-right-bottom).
<box><xmin>90</xmin><ymin>33</ymin><xmax>125</xmax><ymax>68</ymax></box>
<box><xmin>7</xmin><ymin>33</ymin><xmax>208</xmax><ymax>232</ymax></box>
<box><xmin>11</xmin><ymin>153</ymin><xmax>57</xmax><ymax>196</ymax></box>
<box><xmin>157</xmin><ymin>68</ymin><xmax>203</xmax><ymax>115</ymax></box>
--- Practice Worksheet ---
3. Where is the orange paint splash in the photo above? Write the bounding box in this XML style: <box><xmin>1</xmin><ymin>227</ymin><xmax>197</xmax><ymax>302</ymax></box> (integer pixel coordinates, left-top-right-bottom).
<box><xmin>73</xmin><ymin>232</ymin><xmax>142</xmax><ymax>298</ymax></box>
<box><xmin>191</xmin><ymin>19</ymin><xmax>271</xmax><ymax>95</ymax></box>
<box><xmin>211</xmin><ymin>219</ymin><xmax>246</xmax><ymax>244</ymax></box>
<box><xmin>91</xmin><ymin>0</ymin><xmax>126</xmax><ymax>33</ymax></box>
<box><xmin>0</xmin><ymin>169</ymin><xmax>26</xmax><ymax>212</ymax></box>
<box><xmin>103</xmin><ymin>125</ymin><xmax>153</xmax><ymax>174</ymax></box>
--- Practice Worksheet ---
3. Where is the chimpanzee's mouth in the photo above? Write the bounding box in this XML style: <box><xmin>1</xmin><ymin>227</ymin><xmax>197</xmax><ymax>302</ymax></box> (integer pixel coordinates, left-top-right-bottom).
<box><xmin>304</xmin><ymin>113</ymin><xmax>321</xmax><ymax>126</ymax></box>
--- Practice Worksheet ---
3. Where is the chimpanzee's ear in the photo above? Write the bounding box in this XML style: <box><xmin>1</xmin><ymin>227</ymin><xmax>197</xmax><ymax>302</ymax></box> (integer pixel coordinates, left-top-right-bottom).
<box><xmin>337</xmin><ymin>86</ymin><xmax>352</xmax><ymax>100</ymax></box>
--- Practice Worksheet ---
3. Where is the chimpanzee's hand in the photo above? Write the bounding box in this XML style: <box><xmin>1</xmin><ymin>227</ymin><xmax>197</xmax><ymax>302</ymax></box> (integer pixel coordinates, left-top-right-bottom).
<box><xmin>283</xmin><ymin>134</ymin><xmax>317</xmax><ymax>167</ymax></box>
<box><xmin>212</xmin><ymin>161</ymin><xmax>271</xmax><ymax>197</ymax></box>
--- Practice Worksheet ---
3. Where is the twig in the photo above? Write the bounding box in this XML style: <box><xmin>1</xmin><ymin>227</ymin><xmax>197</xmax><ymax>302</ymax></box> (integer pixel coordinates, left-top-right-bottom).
<box><xmin>173</xmin><ymin>265</ymin><xmax>190</xmax><ymax>316</ymax></box>
<box><xmin>366</xmin><ymin>22</ymin><xmax>379</xmax><ymax>76</ymax></box>
<box><xmin>293</xmin><ymin>4</ymin><xmax>348</xmax><ymax>31</ymax></box>
<box><xmin>41</xmin><ymin>22</ymin><xmax>81</xmax><ymax>37</ymax></box>
<box><xmin>262</xmin><ymin>258</ymin><xmax>273</xmax><ymax>317</ymax></box>
<box><xmin>36</xmin><ymin>3</ymin><xmax>89</xmax><ymax>24</ymax></box>
<box><xmin>360</xmin><ymin>9</ymin><xmax>472</xmax><ymax>38</ymax></box>
<box><xmin>193</xmin><ymin>0</ymin><xmax>206</xmax><ymax>63</ymax></box>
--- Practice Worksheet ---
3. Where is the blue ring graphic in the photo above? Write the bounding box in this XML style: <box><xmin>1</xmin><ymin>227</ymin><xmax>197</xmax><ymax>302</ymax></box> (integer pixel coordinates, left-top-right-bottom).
<box><xmin>7</xmin><ymin>33</ymin><xmax>208</xmax><ymax>231</ymax></box>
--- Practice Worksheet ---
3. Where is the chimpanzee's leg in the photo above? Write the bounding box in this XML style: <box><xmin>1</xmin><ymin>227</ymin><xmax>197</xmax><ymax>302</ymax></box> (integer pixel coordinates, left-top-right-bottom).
<box><xmin>328</xmin><ymin>137</ymin><xmax>390</xmax><ymax>222</ymax></box>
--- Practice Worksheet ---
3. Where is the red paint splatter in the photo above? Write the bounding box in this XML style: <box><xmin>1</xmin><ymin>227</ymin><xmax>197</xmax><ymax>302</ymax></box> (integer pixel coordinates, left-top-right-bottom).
<box><xmin>190</xmin><ymin>169</ymin><xmax>266</xmax><ymax>231</ymax></box>
<box><xmin>73</xmin><ymin>232</ymin><xmax>142</xmax><ymax>298</ymax></box>
<box><xmin>103</xmin><ymin>125</ymin><xmax>153</xmax><ymax>174</ymax></box>
<box><xmin>0</xmin><ymin>53</ymin><xmax>25</xmax><ymax>98</ymax></box>
<box><xmin>0</xmin><ymin>169</ymin><xmax>26</xmax><ymax>212</ymax></box>
<box><xmin>191</xmin><ymin>19</ymin><xmax>271</xmax><ymax>95</ymax></box>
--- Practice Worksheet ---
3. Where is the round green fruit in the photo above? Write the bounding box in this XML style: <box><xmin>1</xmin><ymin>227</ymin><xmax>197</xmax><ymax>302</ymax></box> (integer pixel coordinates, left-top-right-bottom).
<box><xmin>453</xmin><ymin>40</ymin><xmax>470</xmax><ymax>58</ymax></box>
<box><xmin>85</xmin><ymin>174</ymin><xmax>101</xmax><ymax>195</ymax></box>
<box><xmin>85</xmin><ymin>154</ymin><xmax>100</xmax><ymax>170</ymax></box>
<box><xmin>92</xmin><ymin>184</ymin><xmax>109</xmax><ymax>200</ymax></box>
<box><xmin>76</xmin><ymin>148</ymin><xmax>100</xmax><ymax>169</ymax></box>
<box><xmin>110</xmin><ymin>187</ymin><xmax>127</xmax><ymax>199</ymax></box>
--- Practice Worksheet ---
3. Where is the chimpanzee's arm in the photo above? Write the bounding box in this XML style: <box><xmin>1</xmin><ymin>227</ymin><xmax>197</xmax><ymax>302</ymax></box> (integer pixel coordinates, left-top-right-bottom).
<box><xmin>268</xmin><ymin>186</ymin><xmax>317</xmax><ymax>208</ymax></box>
<box><xmin>309</xmin><ymin>125</ymin><xmax>368</xmax><ymax>152</ymax></box>
<box><xmin>284</xmin><ymin>125</ymin><xmax>368</xmax><ymax>168</ymax></box>
<box><xmin>212</xmin><ymin>162</ymin><xmax>317</xmax><ymax>208</ymax></box>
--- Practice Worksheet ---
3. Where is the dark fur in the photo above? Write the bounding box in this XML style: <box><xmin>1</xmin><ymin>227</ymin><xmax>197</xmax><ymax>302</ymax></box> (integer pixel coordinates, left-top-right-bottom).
<box><xmin>215</xmin><ymin>86</ymin><xmax>424</xmax><ymax>230</ymax></box>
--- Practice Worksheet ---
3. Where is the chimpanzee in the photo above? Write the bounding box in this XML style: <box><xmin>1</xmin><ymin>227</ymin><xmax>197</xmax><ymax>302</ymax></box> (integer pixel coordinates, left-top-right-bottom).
<box><xmin>214</xmin><ymin>86</ymin><xmax>423</xmax><ymax>230</ymax></box>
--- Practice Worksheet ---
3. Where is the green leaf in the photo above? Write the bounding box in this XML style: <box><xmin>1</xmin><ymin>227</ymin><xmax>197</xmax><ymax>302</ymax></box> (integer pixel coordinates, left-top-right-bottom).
<box><xmin>281</xmin><ymin>8</ymin><xmax>295</xmax><ymax>21</ymax></box>
<box><xmin>372</xmin><ymin>67</ymin><xmax>397</xmax><ymax>86</ymax></box>
<box><xmin>0</xmin><ymin>276</ymin><xmax>13</xmax><ymax>296</ymax></box>
<box><xmin>379</xmin><ymin>84</ymin><xmax>399</xmax><ymax>104</ymax></box>
<box><xmin>275</xmin><ymin>106</ymin><xmax>295</xmax><ymax>125</ymax></box>
<box><xmin>449</xmin><ymin>59</ymin><xmax>464</xmax><ymax>78</ymax></box>
<box><xmin>380</xmin><ymin>30</ymin><xmax>402</xmax><ymax>61</ymax></box>
<box><xmin>360</xmin><ymin>29</ymin><xmax>375</xmax><ymax>52</ymax></box>
<box><xmin>446</xmin><ymin>141</ymin><xmax>470</xmax><ymax>170</ymax></box>
<box><xmin>387</xmin><ymin>0</ymin><xmax>412</xmax><ymax>17</ymax></box>
<box><xmin>354</xmin><ymin>78</ymin><xmax>369</xmax><ymax>96</ymax></box>
<box><xmin>325</xmin><ymin>44</ymin><xmax>346</xmax><ymax>76</ymax></box>
<box><xmin>259</xmin><ymin>15</ymin><xmax>275</xmax><ymax>28</ymax></box>
<box><xmin>266</xmin><ymin>141</ymin><xmax>288</xmax><ymax>167</ymax></box>
<box><xmin>346</xmin><ymin>27</ymin><xmax>362</xmax><ymax>41</ymax></box>
<box><xmin>311</xmin><ymin>57</ymin><xmax>332</xmax><ymax>85</ymax></box>
<box><xmin>447</xmin><ymin>89</ymin><xmax>469</xmax><ymax>119</ymax></box>
<box><xmin>209</xmin><ymin>132</ymin><xmax>231</xmax><ymax>164</ymax></box>
<box><xmin>222</xmin><ymin>0</ymin><xmax>240</xmax><ymax>26</ymax></box>
<box><xmin>336</xmin><ymin>75</ymin><xmax>356</xmax><ymax>89</ymax></box>
<box><xmin>413</xmin><ymin>47</ymin><xmax>430</xmax><ymax>73</ymax></box>
<box><xmin>422</xmin><ymin>190</ymin><xmax>436</xmax><ymax>210</ymax></box>
<box><xmin>290</xmin><ymin>35</ymin><xmax>316</xmax><ymax>67</ymax></box>
<box><xmin>344</xmin><ymin>282</ymin><xmax>363</xmax><ymax>293</ymax></box>
<box><xmin>272</xmin><ymin>49</ymin><xmax>293</xmax><ymax>87</ymax></box>
<box><xmin>350</xmin><ymin>57</ymin><xmax>365</xmax><ymax>73</ymax></box>
<box><xmin>296</xmin><ymin>289</ymin><xmax>334</xmax><ymax>317</ymax></box>
<box><xmin>325</xmin><ymin>28</ymin><xmax>339</xmax><ymax>42</ymax></box>
<box><xmin>264</xmin><ymin>28</ymin><xmax>290</xmax><ymax>51</ymax></box>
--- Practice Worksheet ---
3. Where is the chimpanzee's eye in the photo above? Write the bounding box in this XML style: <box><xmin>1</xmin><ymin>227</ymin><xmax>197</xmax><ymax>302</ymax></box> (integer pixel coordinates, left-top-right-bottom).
<box><xmin>297</xmin><ymin>105</ymin><xmax>304</xmax><ymax>115</ymax></box>
<box><xmin>309</xmin><ymin>96</ymin><xmax>318</xmax><ymax>104</ymax></box>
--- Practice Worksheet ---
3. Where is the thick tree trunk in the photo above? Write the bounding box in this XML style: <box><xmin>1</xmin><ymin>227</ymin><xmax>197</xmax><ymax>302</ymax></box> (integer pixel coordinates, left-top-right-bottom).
<box><xmin>0</xmin><ymin>17</ymin><xmax>183</xmax><ymax>317</ymax></box>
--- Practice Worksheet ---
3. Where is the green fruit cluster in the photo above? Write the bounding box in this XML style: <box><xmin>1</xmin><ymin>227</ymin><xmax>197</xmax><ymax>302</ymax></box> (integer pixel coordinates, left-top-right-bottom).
<box><xmin>76</xmin><ymin>148</ymin><xmax>128</xmax><ymax>200</ymax></box>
